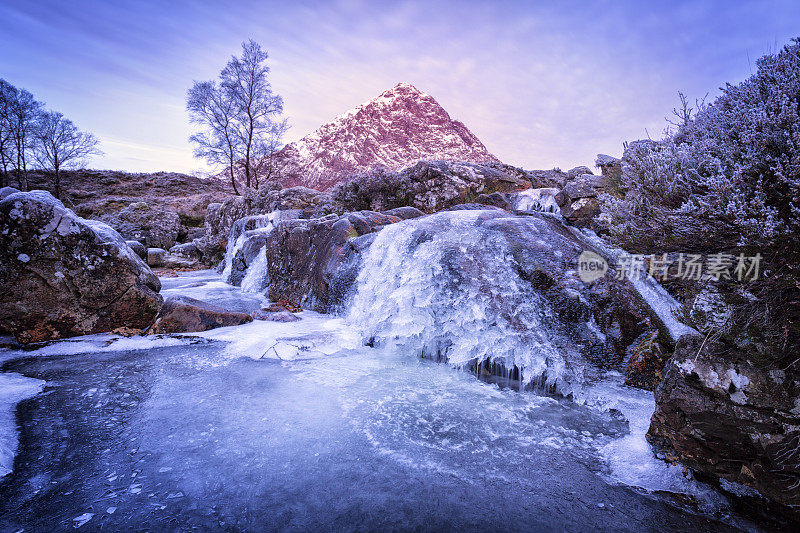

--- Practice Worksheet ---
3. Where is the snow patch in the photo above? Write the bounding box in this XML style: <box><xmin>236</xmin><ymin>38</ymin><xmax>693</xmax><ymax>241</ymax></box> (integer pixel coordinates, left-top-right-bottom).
<box><xmin>0</xmin><ymin>372</ymin><xmax>45</xmax><ymax>478</ymax></box>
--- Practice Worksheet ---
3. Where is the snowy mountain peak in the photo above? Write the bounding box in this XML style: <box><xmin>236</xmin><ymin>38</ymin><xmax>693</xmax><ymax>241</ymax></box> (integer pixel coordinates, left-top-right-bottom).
<box><xmin>273</xmin><ymin>83</ymin><xmax>499</xmax><ymax>190</ymax></box>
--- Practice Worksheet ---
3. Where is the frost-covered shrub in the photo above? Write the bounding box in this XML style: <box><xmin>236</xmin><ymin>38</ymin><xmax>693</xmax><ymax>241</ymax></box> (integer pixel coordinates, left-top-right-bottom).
<box><xmin>602</xmin><ymin>39</ymin><xmax>800</xmax><ymax>361</ymax></box>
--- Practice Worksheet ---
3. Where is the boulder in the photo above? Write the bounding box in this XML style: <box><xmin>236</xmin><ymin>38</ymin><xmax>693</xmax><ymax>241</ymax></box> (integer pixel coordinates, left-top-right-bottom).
<box><xmin>648</xmin><ymin>335</ymin><xmax>800</xmax><ymax>523</ymax></box>
<box><xmin>169</xmin><ymin>241</ymin><xmax>202</xmax><ymax>261</ymax></box>
<box><xmin>473</xmin><ymin>191</ymin><xmax>513</xmax><ymax>210</ymax></box>
<box><xmin>555</xmin><ymin>175</ymin><xmax>604</xmax><ymax>206</ymax></box>
<box><xmin>100</xmin><ymin>201</ymin><xmax>182</xmax><ymax>250</ymax></box>
<box><xmin>0</xmin><ymin>190</ymin><xmax>162</xmax><ymax>343</ymax></box>
<box><xmin>526</xmin><ymin>168</ymin><xmax>569</xmax><ymax>188</ymax></box>
<box><xmin>382</xmin><ymin>206</ymin><xmax>426</xmax><ymax>220</ymax></box>
<box><xmin>149</xmin><ymin>296</ymin><xmax>252</xmax><ymax>334</ymax></box>
<box><xmin>147</xmin><ymin>247</ymin><xmax>167</xmax><ymax>268</ymax></box>
<box><xmin>560</xmin><ymin>197</ymin><xmax>601</xmax><ymax>226</ymax></box>
<box><xmin>126</xmin><ymin>240</ymin><xmax>147</xmax><ymax>260</ymax></box>
<box><xmin>264</xmin><ymin>211</ymin><xmax>401</xmax><ymax>312</ymax></box>
<box><xmin>566</xmin><ymin>166</ymin><xmax>593</xmax><ymax>180</ymax></box>
<box><xmin>0</xmin><ymin>186</ymin><xmax>20</xmax><ymax>200</ymax></box>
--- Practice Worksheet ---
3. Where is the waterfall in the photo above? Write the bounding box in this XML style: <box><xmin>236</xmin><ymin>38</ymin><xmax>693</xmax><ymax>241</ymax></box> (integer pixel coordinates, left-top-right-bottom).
<box><xmin>241</xmin><ymin>246</ymin><xmax>268</xmax><ymax>294</ymax></box>
<box><xmin>347</xmin><ymin>210</ymin><xmax>572</xmax><ymax>392</ymax></box>
<box><xmin>573</xmin><ymin>228</ymin><xmax>697</xmax><ymax>342</ymax></box>
<box><xmin>512</xmin><ymin>187</ymin><xmax>560</xmax><ymax>214</ymax></box>
<box><xmin>221</xmin><ymin>210</ymin><xmax>293</xmax><ymax>286</ymax></box>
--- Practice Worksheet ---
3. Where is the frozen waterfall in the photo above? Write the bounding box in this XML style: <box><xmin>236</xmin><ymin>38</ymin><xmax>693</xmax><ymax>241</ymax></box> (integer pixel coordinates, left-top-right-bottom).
<box><xmin>347</xmin><ymin>210</ymin><xmax>571</xmax><ymax>392</ymax></box>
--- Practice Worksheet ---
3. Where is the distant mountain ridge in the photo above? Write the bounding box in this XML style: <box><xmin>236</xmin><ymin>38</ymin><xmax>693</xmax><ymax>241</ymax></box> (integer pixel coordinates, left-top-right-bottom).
<box><xmin>273</xmin><ymin>82</ymin><xmax>499</xmax><ymax>190</ymax></box>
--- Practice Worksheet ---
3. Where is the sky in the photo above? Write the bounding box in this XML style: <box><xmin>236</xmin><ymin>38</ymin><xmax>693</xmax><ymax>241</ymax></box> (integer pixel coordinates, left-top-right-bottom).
<box><xmin>1</xmin><ymin>0</ymin><xmax>799</xmax><ymax>174</ymax></box>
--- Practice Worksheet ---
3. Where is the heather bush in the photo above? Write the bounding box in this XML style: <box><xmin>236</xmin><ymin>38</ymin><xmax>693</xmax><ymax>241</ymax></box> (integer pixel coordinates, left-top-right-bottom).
<box><xmin>602</xmin><ymin>39</ymin><xmax>800</xmax><ymax>362</ymax></box>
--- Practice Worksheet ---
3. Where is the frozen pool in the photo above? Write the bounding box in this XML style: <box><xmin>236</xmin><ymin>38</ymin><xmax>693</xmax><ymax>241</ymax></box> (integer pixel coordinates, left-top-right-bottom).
<box><xmin>0</xmin><ymin>272</ymin><xmax>748</xmax><ymax>531</ymax></box>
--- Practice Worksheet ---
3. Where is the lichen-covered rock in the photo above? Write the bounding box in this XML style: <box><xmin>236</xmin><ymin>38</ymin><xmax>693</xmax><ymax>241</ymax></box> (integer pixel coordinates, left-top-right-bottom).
<box><xmin>149</xmin><ymin>296</ymin><xmax>252</xmax><ymax>334</ymax></box>
<box><xmin>100</xmin><ymin>201</ymin><xmax>182</xmax><ymax>250</ymax></box>
<box><xmin>0</xmin><ymin>190</ymin><xmax>162</xmax><ymax>343</ymax></box>
<box><xmin>648</xmin><ymin>334</ymin><xmax>800</xmax><ymax>523</ymax></box>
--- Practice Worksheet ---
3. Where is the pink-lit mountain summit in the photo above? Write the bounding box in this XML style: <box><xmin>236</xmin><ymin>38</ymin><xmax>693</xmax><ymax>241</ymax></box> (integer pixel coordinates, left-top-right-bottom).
<box><xmin>274</xmin><ymin>83</ymin><xmax>499</xmax><ymax>190</ymax></box>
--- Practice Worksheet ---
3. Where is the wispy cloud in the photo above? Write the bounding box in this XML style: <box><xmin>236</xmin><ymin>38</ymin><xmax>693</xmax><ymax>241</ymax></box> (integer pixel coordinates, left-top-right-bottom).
<box><xmin>1</xmin><ymin>0</ymin><xmax>798</xmax><ymax>173</ymax></box>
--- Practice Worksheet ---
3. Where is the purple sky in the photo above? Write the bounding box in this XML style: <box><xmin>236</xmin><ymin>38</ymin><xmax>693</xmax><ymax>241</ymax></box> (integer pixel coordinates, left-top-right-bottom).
<box><xmin>1</xmin><ymin>0</ymin><xmax>799</xmax><ymax>174</ymax></box>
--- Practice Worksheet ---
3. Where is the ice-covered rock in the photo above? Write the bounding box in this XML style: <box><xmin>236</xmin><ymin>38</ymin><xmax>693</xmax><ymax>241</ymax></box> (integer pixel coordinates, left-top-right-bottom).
<box><xmin>347</xmin><ymin>209</ymin><xmax>656</xmax><ymax>394</ymax></box>
<box><xmin>0</xmin><ymin>190</ymin><xmax>162</xmax><ymax>343</ymax></box>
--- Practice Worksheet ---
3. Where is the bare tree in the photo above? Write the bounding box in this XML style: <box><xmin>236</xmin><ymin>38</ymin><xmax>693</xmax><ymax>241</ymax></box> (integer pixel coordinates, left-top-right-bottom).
<box><xmin>187</xmin><ymin>81</ymin><xmax>241</xmax><ymax>194</ymax></box>
<box><xmin>249</xmin><ymin>117</ymin><xmax>288</xmax><ymax>189</ymax></box>
<box><xmin>0</xmin><ymin>80</ymin><xmax>14</xmax><ymax>188</ymax></box>
<box><xmin>33</xmin><ymin>111</ymin><xmax>102</xmax><ymax>199</ymax></box>
<box><xmin>187</xmin><ymin>40</ymin><xmax>286</xmax><ymax>194</ymax></box>
<box><xmin>7</xmin><ymin>86</ymin><xmax>41</xmax><ymax>191</ymax></box>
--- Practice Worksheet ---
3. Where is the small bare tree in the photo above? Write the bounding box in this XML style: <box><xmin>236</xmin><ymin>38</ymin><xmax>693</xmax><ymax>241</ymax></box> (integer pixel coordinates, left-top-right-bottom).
<box><xmin>187</xmin><ymin>40</ymin><xmax>286</xmax><ymax>194</ymax></box>
<box><xmin>0</xmin><ymin>81</ymin><xmax>41</xmax><ymax>191</ymax></box>
<box><xmin>33</xmin><ymin>111</ymin><xmax>101</xmax><ymax>199</ymax></box>
<box><xmin>666</xmin><ymin>91</ymin><xmax>708</xmax><ymax>130</ymax></box>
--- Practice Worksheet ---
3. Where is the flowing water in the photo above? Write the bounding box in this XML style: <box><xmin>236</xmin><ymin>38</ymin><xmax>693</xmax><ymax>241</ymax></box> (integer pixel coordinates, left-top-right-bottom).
<box><xmin>0</xmin><ymin>271</ymin><xmax>752</xmax><ymax>531</ymax></box>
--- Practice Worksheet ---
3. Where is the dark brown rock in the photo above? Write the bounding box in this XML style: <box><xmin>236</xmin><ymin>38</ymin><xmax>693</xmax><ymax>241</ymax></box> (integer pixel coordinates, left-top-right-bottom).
<box><xmin>0</xmin><ymin>190</ymin><xmax>162</xmax><ymax>343</ymax></box>
<box><xmin>624</xmin><ymin>330</ymin><xmax>668</xmax><ymax>390</ymax></box>
<box><xmin>382</xmin><ymin>206</ymin><xmax>426</xmax><ymax>220</ymax></box>
<box><xmin>560</xmin><ymin>197</ymin><xmax>601</xmax><ymax>226</ymax></box>
<box><xmin>149</xmin><ymin>296</ymin><xmax>252</xmax><ymax>334</ymax></box>
<box><xmin>265</xmin><ymin>211</ymin><xmax>400</xmax><ymax>312</ymax></box>
<box><xmin>648</xmin><ymin>335</ymin><xmax>800</xmax><ymax>523</ymax></box>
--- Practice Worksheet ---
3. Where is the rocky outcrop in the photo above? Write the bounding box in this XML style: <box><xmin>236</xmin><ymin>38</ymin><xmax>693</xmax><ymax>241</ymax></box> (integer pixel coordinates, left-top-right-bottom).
<box><xmin>264</xmin><ymin>211</ymin><xmax>401</xmax><ymax>312</ymax></box>
<box><xmin>330</xmin><ymin>160</ymin><xmax>529</xmax><ymax>214</ymax></box>
<box><xmin>554</xmin><ymin>174</ymin><xmax>611</xmax><ymax>227</ymax></box>
<box><xmin>149</xmin><ymin>296</ymin><xmax>252</xmax><ymax>334</ymax></box>
<box><xmin>100</xmin><ymin>201</ymin><xmax>182</xmax><ymax>249</ymax></box>
<box><xmin>566</xmin><ymin>166</ymin><xmax>593</xmax><ymax>180</ymax></box>
<box><xmin>270</xmin><ymin>83</ymin><xmax>499</xmax><ymax>190</ymax></box>
<box><xmin>26</xmin><ymin>169</ymin><xmax>232</xmax><ymax>224</ymax></box>
<box><xmin>197</xmin><ymin>187</ymin><xmax>333</xmax><ymax>264</ymax></box>
<box><xmin>0</xmin><ymin>190</ymin><xmax>162</xmax><ymax>343</ymax></box>
<box><xmin>648</xmin><ymin>335</ymin><xmax>800</xmax><ymax>523</ymax></box>
<box><xmin>595</xmin><ymin>154</ymin><xmax>622</xmax><ymax>182</ymax></box>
